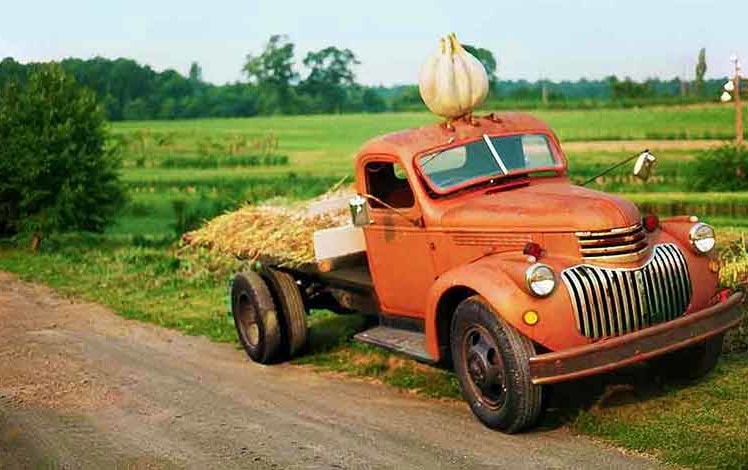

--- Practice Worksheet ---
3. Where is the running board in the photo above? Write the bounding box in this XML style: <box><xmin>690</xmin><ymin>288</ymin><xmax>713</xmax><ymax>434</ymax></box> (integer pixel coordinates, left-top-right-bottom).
<box><xmin>354</xmin><ymin>326</ymin><xmax>435</xmax><ymax>363</ymax></box>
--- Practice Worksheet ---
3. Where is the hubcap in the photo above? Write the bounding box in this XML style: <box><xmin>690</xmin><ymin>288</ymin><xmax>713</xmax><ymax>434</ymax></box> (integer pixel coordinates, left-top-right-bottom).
<box><xmin>237</xmin><ymin>295</ymin><xmax>260</xmax><ymax>347</ymax></box>
<box><xmin>463</xmin><ymin>326</ymin><xmax>506</xmax><ymax>408</ymax></box>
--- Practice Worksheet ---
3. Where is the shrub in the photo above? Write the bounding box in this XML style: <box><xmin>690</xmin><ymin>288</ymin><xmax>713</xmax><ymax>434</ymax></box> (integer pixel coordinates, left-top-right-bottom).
<box><xmin>0</xmin><ymin>64</ymin><xmax>125</xmax><ymax>245</ymax></box>
<box><xmin>719</xmin><ymin>239</ymin><xmax>748</xmax><ymax>353</ymax></box>
<box><xmin>688</xmin><ymin>144</ymin><xmax>748</xmax><ymax>192</ymax></box>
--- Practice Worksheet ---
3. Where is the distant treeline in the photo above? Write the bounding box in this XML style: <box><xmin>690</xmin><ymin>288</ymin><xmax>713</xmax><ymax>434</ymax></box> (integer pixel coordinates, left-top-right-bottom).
<box><xmin>0</xmin><ymin>51</ymin><xmax>730</xmax><ymax>121</ymax></box>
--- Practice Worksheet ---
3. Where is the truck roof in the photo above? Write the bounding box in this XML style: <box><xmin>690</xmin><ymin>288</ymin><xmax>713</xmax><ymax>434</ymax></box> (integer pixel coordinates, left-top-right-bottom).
<box><xmin>355</xmin><ymin>112</ymin><xmax>556</xmax><ymax>164</ymax></box>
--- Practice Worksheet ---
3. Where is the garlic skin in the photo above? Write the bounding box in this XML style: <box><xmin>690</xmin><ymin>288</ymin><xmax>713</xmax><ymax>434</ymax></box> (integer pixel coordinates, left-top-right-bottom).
<box><xmin>419</xmin><ymin>33</ymin><xmax>489</xmax><ymax>119</ymax></box>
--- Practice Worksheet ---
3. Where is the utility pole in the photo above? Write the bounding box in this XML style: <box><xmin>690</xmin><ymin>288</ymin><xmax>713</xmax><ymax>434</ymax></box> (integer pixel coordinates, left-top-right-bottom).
<box><xmin>541</xmin><ymin>81</ymin><xmax>549</xmax><ymax>106</ymax></box>
<box><xmin>734</xmin><ymin>55</ymin><xmax>743</xmax><ymax>147</ymax></box>
<box><xmin>722</xmin><ymin>55</ymin><xmax>744</xmax><ymax>147</ymax></box>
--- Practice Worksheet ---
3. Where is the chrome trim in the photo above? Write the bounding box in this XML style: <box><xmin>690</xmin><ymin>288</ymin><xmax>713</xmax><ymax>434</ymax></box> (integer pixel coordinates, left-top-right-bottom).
<box><xmin>575</xmin><ymin>223</ymin><xmax>642</xmax><ymax>238</ymax></box>
<box><xmin>575</xmin><ymin>223</ymin><xmax>650</xmax><ymax>262</ymax></box>
<box><xmin>561</xmin><ymin>244</ymin><xmax>692</xmax><ymax>339</ymax></box>
<box><xmin>688</xmin><ymin>222</ymin><xmax>715</xmax><ymax>254</ymax></box>
<box><xmin>525</xmin><ymin>263</ymin><xmax>557</xmax><ymax>297</ymax></box>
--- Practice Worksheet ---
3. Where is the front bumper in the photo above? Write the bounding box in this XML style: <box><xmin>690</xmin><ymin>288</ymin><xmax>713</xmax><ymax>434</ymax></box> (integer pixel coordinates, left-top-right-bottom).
<box><xmin>529</xmin><ymin>292</ymin><xmax>744</xmax><ymax>385</ymax></box>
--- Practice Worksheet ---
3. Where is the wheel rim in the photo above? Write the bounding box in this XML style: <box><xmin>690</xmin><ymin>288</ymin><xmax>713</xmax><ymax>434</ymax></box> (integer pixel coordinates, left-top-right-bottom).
<box><xmin>236</xmin><ymin>294</ymin><xmax>260</xmax><ymax>348</ymax></box>
<box><xmin>462</xmin><ymin>325</ymin><xmax>507</xmax><ymax>409</ymax></box>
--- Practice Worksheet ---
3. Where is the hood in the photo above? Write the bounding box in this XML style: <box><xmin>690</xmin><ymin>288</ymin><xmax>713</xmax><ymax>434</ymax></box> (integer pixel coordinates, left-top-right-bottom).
<box><xmin>440</xmin><ymin>182</ymin><xmax>641</xmax><ymax>232</ymax></box>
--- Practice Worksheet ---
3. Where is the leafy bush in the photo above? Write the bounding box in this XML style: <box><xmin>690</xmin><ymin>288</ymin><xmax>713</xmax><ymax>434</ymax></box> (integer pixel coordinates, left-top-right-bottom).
<box><xmin>719</xmin><ymin>239</ymin><xmax>748</xmax><ymax>353</ymax></box>
<box><xmin>688</xmin><ymin>145</ymin><xmax>748</xmax><ymax>192</ymax></box>
<box><xmin>0</xmin><ymin>64</ymin><xmax>125</xmax><ymax>243</ymax></box>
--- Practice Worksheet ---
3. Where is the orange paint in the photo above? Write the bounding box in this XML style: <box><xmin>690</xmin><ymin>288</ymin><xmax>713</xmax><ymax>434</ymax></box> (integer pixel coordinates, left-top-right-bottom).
<box><xmin>350</xmin><ymin>112</ymin><xmax>733</xmax><ymax>366</ymax></box>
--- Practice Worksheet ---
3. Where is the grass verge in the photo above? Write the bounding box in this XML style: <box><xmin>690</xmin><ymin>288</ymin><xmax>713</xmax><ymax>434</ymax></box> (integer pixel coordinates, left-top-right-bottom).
<box><xmin>1</xmin><ymin>230</ymin><xmax>747</xmax><ymax>469</ymax></box>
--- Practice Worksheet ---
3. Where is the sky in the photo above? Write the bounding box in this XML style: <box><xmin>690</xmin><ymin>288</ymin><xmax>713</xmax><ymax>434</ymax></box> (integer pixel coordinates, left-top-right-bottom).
<box><xmin>2</xmin><ymin>0</ymin><xmax>747</xmax><ymax>86</ymax></box>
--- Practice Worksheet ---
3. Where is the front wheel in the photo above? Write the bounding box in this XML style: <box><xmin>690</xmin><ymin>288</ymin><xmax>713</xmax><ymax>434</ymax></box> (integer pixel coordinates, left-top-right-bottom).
<box><xmin>451</xmin><ymin>296</ymin><xmax>543</xmax><ymax>433</ymax></box>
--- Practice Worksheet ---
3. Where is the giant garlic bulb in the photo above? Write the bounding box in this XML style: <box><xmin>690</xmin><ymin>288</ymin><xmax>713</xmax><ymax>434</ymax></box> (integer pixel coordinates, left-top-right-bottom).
<box><xmin>419</xmin><ymin>33</ymin><xmax>489</xmax><ymax>119</ymax></box>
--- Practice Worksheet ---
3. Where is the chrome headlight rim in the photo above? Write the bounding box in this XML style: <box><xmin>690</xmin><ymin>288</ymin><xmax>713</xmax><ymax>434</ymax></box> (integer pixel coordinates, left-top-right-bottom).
<box><xmin>525</xmin><ymin>263</ymin><xmax>556</xmax><ymax>297</ymax></box>
<box><xmin>689</xmin><ymin>222</ymin><xmax>716</xmax><ymax>254</ymax></box>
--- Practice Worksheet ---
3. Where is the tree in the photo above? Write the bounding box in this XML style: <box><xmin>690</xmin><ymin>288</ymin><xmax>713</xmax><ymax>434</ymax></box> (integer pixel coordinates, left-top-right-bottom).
<box><xmin>361</xmin><ymin>87</ymin><xmax>387</xmax><ymax>113</ymax></box>
<box><xmin>695</xmin><ymin>48</ymin><xmax>707</xmax><ymax>96</ymax></box>
<box><xmin>243</xmin><ymin>35</ymin><xmax>298</xmax><ymax>114</ymax></box>
<box><xmin>609</xmin><ymin>76</ymin><xmax>654</xmax><ymax>100</ymax></box>
<box><xmin>0</xmin><ymin>64</ymin><xmax>125</xmax><ymax>247</ymax></box>
<box><xmin>299</xmin><ymin>46</ymin><xmax>360</xmax><ymax>113</ymax></box>
<box><xmin>464</xmin><ymin>45</ymin><xmax>498</xmax><ymax>93</ymax></box>
<box><xmin>189</xmin><ymin>61</ymin><xmax>203</xmax><ymax>83</ymax></box>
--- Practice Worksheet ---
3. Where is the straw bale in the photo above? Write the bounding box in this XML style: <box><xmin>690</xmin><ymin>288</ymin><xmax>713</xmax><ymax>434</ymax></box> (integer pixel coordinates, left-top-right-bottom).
<box><xmin>185</xmin><ymin>187</ymin><xmax>355</xmax><ymax>267</ymax></box>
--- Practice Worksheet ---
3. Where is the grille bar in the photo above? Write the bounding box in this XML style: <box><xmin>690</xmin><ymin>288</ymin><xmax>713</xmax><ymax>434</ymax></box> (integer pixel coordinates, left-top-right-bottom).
<box><xmin>576</xmin><ymin>223</ymin><xmax>649</xmax><ymax>262</ymax></box>
<box><xmin>562</xmin><ymin>244</ymin><xmax>692</xmax><ymax>339</ymax></box>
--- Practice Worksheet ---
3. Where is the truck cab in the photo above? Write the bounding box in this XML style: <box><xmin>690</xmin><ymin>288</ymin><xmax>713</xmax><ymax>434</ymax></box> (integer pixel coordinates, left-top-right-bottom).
<box><xmin>231</xmin><ymin>112</ymin><xmax>743</xmax><ymax>433</ymax></box>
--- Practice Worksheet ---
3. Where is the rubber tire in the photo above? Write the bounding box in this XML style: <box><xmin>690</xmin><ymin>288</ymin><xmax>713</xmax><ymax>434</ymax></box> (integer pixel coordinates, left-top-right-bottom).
<box><xmin>651</xmin><ymin>333</ymin><xmax>724</xmax><ymax>381</ymax></box>
<box><xmin>231</xmin><ymin>271</ymin><xmax>282</xmax><ymax>364</ymax></box>
<box><xmin>451</xmin><ymin>296</ymin><xmax>543</xmax><ymax>433</ymax></box>
<box><xmin>262</xmin><ymin>268</ymin><xmax>308</xmax><ymax>358</ymax></box>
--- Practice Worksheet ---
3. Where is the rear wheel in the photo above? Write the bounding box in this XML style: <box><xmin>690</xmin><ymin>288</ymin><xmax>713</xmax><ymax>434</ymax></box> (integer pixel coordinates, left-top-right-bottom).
<box><xmin>451</xmin><ymin>296</ymin><xmax>543</xmax><ymax>433</ymax></box>
<box><xmin>231</xmin><ymin>272</ymin><xmax>282</xmax><ymax>364</ymax></box>
<box><xmin>651</xmin><ymin>333</ymin><xmax>724</xmax><ymax>381</ymax></box>
<box><xmin>262</xmin><ymin>268</ymin><xmax>309</xmax><ymax>358</ymax></box>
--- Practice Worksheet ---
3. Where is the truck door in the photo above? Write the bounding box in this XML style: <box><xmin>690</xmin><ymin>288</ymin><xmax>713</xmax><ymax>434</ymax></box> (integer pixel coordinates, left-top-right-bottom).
<box><xmin>361</xmin><ymin>158</ymin><xmax>436</xmax><ymax>318</ymax></box>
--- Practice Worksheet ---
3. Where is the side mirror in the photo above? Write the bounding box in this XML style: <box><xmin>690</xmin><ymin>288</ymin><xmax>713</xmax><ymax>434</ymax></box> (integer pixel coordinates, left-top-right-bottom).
<box><xmin>349</xmin><ymin>195</ymin><xmax>372</xmax><ymax>227</ymax></box>
<box><xmin>633</xmin><ymin>151</ymin><xmax>657</xmax><ymax>181</ymax></box>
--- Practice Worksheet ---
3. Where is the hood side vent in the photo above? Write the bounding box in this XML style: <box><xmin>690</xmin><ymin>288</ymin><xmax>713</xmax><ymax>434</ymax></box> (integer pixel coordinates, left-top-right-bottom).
<box><xmin>452</xmin><ymin>233</ymin><xmax>531</xmax><ymax>248</ymax></box>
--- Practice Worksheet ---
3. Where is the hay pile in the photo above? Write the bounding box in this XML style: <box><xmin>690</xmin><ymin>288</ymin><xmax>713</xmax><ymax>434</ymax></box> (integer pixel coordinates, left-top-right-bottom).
<box><xmin>184</xmin><ymin>187</ymin><xmax>355</xmax><ymax>267</ymax></box>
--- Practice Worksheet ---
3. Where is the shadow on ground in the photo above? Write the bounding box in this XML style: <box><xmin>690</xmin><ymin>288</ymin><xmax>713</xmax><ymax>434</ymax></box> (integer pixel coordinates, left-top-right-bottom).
<box><xmin>302</xmin><ymin>311</ymin><xmax>693</xmax><ymax>432</ymax></box>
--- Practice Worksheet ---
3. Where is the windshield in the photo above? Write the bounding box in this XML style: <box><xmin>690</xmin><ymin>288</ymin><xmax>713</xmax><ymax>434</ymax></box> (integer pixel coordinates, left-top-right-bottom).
<box><xmin>418</xmin><ymin>133</ymin><xmax>560</xmax><ymax>193</ymax></box>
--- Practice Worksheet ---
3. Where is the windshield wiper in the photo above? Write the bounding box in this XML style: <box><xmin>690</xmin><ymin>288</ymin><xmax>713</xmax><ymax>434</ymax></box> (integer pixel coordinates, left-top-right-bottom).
<box><xmin>482</xmin><ymin>134</ymin><xmax>509</xmax><ymax>174</ymax></box>
<box><xmin>420</xmin><ymin>147</ymin><xmax>450</xmax><ymax>168</ymax></box>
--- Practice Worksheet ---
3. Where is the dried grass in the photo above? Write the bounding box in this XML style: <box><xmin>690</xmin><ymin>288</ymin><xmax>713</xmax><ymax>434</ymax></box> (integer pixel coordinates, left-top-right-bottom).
<box><xmin>183</xmin><ymin>185</ymin><xmax>355</xmax><ymax>267</ymax></box>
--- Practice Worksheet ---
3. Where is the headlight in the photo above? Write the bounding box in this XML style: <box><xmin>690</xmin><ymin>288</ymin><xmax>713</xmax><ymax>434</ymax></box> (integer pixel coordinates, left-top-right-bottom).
<box><xmin>525</xmin><ymin>264</ymin><xmax>556</xmax><ymax>297</ymax></box>
<box><xmin>689</xmin><ymin>223</ymin><xmax>716</xmax><ymax>254</ymax></box>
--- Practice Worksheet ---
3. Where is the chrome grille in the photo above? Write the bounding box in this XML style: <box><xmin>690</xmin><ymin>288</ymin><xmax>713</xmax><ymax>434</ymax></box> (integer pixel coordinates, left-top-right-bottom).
<box><xmin>561</xmin><ymin>244</ymin><xmax>692</xmax><ymax>339</ymax></box>
<box><xmin>576</xmin><ymin>223</ymin><xmax>648</xmax><ymax>262</ymax></box>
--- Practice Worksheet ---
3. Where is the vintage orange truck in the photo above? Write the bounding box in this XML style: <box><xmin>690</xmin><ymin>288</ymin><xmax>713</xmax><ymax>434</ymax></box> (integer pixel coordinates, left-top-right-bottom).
<box><xmin>230</xmin><ymin>112</ymin><xmax>744</xmax><ymax>433</ymax></box>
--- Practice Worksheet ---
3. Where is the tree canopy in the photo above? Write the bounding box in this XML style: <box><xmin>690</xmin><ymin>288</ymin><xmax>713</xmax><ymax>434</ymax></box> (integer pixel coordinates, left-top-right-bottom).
<box><xmin>300</xmin><ymin>47</ymin><xmax>360</xmax><ymax>113</ymax></box>
<box><xmin>243</xmin><ymin>35</ymin><xmax>298</xmax><ymax>114</ymax></box>
<box><xmin>0</xmin><ymin>39</ymin><xmax>728</xmax><ymax>121</ymax></box>
<box><xmin>464</xmin><ymin>44</ymin><xmax>498</xmax><ymax>93</ymax></box>
<box><xmin>695</xmin><ymin>48</ymin><xmax>707</xmax><ymax>96</ymax></box>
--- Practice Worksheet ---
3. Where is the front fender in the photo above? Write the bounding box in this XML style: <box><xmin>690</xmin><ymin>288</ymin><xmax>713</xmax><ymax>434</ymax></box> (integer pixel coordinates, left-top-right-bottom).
<box><xmin>424</xmin><ymin>253</ymin><xmax>584</xmax><ymax>361</ymax></box>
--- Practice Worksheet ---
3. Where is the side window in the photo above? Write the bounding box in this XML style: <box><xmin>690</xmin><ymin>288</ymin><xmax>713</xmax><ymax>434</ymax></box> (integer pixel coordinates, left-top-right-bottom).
<box><xmin>365</xmin><ymin>161</ymin><xmax>415</xmax><ymax>209</ymax></box>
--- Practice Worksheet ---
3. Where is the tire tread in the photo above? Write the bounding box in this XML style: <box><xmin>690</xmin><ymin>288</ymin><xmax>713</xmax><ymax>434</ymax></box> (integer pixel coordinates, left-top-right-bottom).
<box><xmin>263</xmin><ymin>269</ymin><xmax>308</xmax><ymax>357</ymax></box>
<box><xmin>231</xmin><ymin>271</ymin><xmax>282</xmax><ymax>364</ymax></box>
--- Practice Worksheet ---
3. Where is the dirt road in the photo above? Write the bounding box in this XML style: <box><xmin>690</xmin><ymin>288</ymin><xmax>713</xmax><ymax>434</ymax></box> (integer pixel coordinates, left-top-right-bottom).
<box><xmin>0</xmin><ymin>272</ymin><xmax>658</xmax><ymax>469</ymax></box>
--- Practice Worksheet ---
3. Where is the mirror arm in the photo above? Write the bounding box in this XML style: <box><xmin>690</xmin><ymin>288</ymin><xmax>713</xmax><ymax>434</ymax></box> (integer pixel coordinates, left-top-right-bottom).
<box><xmin>360</xmin><ymin>194</ymin><xmax>423</xmax><ymax>227</ymax></box>
<box><xmin>580</xmin><ymin>149</ymin><xmax>649</xmax><ymax>187</ymax></box>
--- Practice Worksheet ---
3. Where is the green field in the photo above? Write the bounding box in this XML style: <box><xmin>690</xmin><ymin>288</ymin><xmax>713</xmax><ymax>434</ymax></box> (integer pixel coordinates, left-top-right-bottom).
<box><xmin>114</xmin><ymin>106</ymin><xmax>741</xmax><ymax>178</ymax></box>
<box><xmin>109</xmin><ymin>106</ymin><xmax>747</xmax><ymax>238</ymax></box>
<box><xmin>2</xmin><ymin>106</ymin><xmax>748</xmax><ymax>469</ymax></box>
